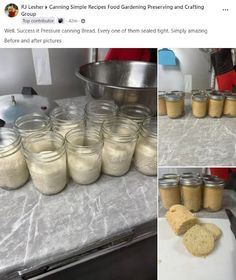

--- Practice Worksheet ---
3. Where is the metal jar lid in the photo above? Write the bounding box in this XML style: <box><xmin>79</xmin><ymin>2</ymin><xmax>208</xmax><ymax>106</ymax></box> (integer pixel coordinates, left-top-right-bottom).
<box><xmin>204</xmin><ymin>179</ymin><xmax>225</xmax><ymax>188</ymax></box>
<box><xmin>180</xmin><ymin>172</ymin><xmax>194</xmax><ymax>178</ymax></box>
<box><xmin>192</xmin><ymin>93</ymin><xmax>208</xmax><ymax>102</ymax></box>
<box><xmin>162</xmin><ymin>173</ymin><xmax>179</xmax><ymax>180</ymax></box>
<box><xmin>180</xmin><ymin>177</ymin><xmax>202</xmax><ymax>186</ymax></box>
<box><xmin>165</xmin><ymin>93</ymin><xmax>181</xmax><ymax>102</ymax></box>
<box><xmin>159</xmin><ymin>178</ymin><xmax>179</xmax><ymax>188</ymax></box>
<box><xmin>225</xmin><ymin>94</ymin><xmax>236</xmax><ymax>100</ymax></box>
<box><xmin>209</xmin><ymin>93</ymin><xmax>225</xmax><ymax>100</ymax></box>
<box><xmin>158</xmin><ymin>91</ymin><xmax>166</xmax><ymax>99</ymax></box>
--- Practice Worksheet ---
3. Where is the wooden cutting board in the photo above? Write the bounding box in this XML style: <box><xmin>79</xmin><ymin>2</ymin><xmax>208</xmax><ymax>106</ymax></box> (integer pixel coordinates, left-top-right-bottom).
<box><xmin>159</xmin><ymin>218</ymin><xmax>236</xmax><ymax>280</ymax></box>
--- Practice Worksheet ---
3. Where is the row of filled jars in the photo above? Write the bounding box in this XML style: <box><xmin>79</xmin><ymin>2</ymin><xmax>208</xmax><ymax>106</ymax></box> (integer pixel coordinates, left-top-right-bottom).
<box><xmin>159</xmin><ymin>172</ymin><xmax>224</xmax><ymax>212</ymax></box>
<box><xmin>158</xmin><ymin>90</ymin><xmax>236</xmax><ymax>119</ymax></box>
<box><xmin>0</xmin><ymin>101</ymin><xmax>157</xmax><ymax>195</ymax></box>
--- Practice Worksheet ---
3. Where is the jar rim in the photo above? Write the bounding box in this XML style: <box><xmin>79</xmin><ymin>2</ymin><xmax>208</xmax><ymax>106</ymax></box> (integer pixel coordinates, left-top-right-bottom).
<box><xmin>141</xmin><ymin>117</ymin><xmax>157</xmax><ymax>138</ymax></box>
<box><xmin>85</xmin><ymin>100</ymin><xmax>118</xmax><ymax>120</ymax></box>
<box><xmin>180</xmin><ymin>177</ymin><xmax>202</xmax><ymax>186</ymax></box>
<box><xmin>209</xmin><ymin>93</ymin><xmax>225</xmax><ymax>100</ymax></box>
<box><xmin>204</xmin><ymin>179</ymin><xmax>225</xmax><ymax>188</ymax></box>
<box><xmin>0</xmin><ymin>128</ymin><xmax>21</xmax><ymax>157</ymax></box>
<box><xmin>66</xmin><ymin>128</ymin><xmax>103</xmax><ymax>151</ymax></box>
<box><xmin>102</xmin><ymin>116</ymin><xmax>139</xmax><ymax>142</ymax></box>
<box><xmin>159</xmin><ymin>178</ymin><xmax>179</xmax><ymax>188</ymax></box>
<box><xmin>14</xmin><ymin>112</ymin><xmax>50</xmax><ymax>135</ymax></box>
<box><xmin>50</xmin><ymin>106</ymin><xmax>84</xmax><ymax>124</ymax></box>
<box><xmin>165</xmin><ymin>93</ymin><xmax>181</xmax><ymax>101</ymax></box>
<box><xmin>119</xmin><ymin>104</ymin><xmax>152</xmax><ymax>123</ymax></box>
<box><xmin>192</xmin><ymin>93</ymin><xmax>208</xmax><ymax>101</ymax></box>
<box><xmin>23</xmin><ymin>131</ymin><xmax>65</xmax><ymax>162</ymax></box>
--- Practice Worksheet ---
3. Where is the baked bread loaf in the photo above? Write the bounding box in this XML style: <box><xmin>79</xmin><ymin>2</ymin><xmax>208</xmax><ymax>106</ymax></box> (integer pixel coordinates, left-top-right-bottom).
<box><xmin>166</xmin><ymin>204</ymin><xmax>198</xmax><ymax>235</ymax></box>
<box><xmin>183</xmin><ymin>224</ymin><xmax>215</xmax><ymax>257</ymax></box>
<box><xmin>200</xmin><ymin>223</ymin><xmax>222</xmax><ymax>241</ymax></box>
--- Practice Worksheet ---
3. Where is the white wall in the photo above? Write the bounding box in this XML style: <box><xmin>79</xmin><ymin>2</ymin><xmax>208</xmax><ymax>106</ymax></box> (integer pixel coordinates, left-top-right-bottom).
<box><xmin>0</xmin><ymin>48</ymin><xmax>92</xmax><ymax>99</ymax></box>
<box><xmin>158</xmin><ymin>48</ymin><xmax>212</xmax><ymax>92</ymax></box>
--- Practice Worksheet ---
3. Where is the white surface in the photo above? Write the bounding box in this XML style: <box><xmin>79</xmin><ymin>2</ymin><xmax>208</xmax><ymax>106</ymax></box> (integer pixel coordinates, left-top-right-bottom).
<box><xmin>159</xmin><ymin>218</ymin><xmax>236</xmax><ymax>280</ymax></box>
<box><xmin>158</xmin><ymin>49</ymin><xmax>211</xmax><ymax>92</ymax></box>
<box><xmin>32</xmin><ymin>48</ymin><xmax>52</xmax><ymax>85</ymax></box>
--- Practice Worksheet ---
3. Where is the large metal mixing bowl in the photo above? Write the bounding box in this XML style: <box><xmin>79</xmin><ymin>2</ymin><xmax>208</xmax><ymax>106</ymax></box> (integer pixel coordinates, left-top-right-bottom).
<box><xmin>75</xmin><ymin>61</ymin><xmax>157</xmax><ymax>114</ymax></box>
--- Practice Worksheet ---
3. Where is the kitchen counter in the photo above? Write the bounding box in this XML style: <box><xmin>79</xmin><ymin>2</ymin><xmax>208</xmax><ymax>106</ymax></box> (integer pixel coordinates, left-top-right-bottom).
<box><xmin>0</xmin><ymin>96</ymin><xmax>157</xmax><ymax>279</ymax></box>
<box><xmin>159</xmin><ymin>189</ymin><xmax>236</xmax><ymax>218</ymax></box>
<box><xmin>159</xmin><ymin>95</ymin><xmax>236</xmax><ymax>166</ymax></box>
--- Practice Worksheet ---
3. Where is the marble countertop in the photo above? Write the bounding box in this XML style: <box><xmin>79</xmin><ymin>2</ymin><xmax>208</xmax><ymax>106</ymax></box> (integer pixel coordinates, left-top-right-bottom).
<box><xmin>159</xmin><ymin>95</ymin><xmax>236</xmax><ymax>166</ymax></box>
<box><xmin>159</xmin><ymin>189</ymin><xmax>236</xmax><ymax>219</ymax></box>
<box><xmin>0</xmin><ymin>96</ymin><xmax>157</xmax><ymax>279</ymax></box>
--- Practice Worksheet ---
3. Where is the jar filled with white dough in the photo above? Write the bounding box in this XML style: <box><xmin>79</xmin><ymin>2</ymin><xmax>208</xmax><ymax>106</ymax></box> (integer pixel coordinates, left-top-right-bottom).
<box><xmin>23</xmin><ymin>131</ymin><xmax>67</xmax><ymax>195</ymax></box>
<box><xmin>66</xmin><ymin>128</ymin><xmax>103</xmax><ymax>184</ymax></box>
<box><xmin>50</xmin><ymin>106</ymin><xmax>85</xmax><ymax>137</ymax></box>
<box><xmin>0</xmin><ymin>128</ymin><xmax>29</xmax><ymax>190</ymax></box>
<box><xmin>101</xmin><ymin>117</ymin><xmax>139</xmax><ymax>176</ymax></box>
<box><xmin>119</xmin><ymin>104</ymin><xmax>152</xmax><ymax>125</ymax></box>
<box><xmin>134</xmin><ymin>117</ymin><xmax>157</xmax><ymax>176</ymax></box>
<box><xmin>14</xmin><ymin>112</ymin><xmax>51</xmax><ymax>139</ymax></box>
<box><xmin>85</xmin><ymin>100</ymin><xmax>118</xmax><ymax>131</ymax></box>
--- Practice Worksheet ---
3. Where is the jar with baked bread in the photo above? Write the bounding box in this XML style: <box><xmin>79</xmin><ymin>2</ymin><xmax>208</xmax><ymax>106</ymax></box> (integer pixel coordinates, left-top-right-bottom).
<box><xmin>134</xmin><ymin>117</ymin><xmax>157</xmax><ymax>176</ymax></box>
<box><xmin>165</xmin><ymin>93</ymin><xmax>183</xmax><ymax>119</ymax></box>
<box><xmin>50</xmin><ymin>106</ymin><xmax>85</xmax><ymax>137</ymax></box>
<box><xmin>119</xmin><ymin>104</ymin><xmax>152</xmax><ymax>125</ymax></box>
<box><xmin>66</xmin><ymin>128</ymin><xmax>103</xmax><ymax>185</ymax></box>
<box><xmin>158</xmin><ymin>91</ymin><xmax>167</xmax><ymax>116</ymax></box>
<box><xmin>223</xmin><ymin>94</ymin><xmax>236</xmax><ymax>117</ymax></box>
<box><xmin>159</xmin><ymin>178</ymin><xmax>181</xmax><ymax>210</ymax></box>
<box><xmin>208</xmin><ymin>93</ymin><xmax>225</xmax><ymax>118</ymax></box>
<box><xmin>0</xmin><ymin>128</ymin><xmax>29</xmax><ymax>190</ymax></box>
<box><xmin>23</xmin><ymin>131</ymin><xmax>67</xmax><ymax>195</ymax></box>
<box><xmin>101</xmin><ymin>117</ymin><xmax>139</xmax><ymax>176</ymax></box>
<box><xmin>192</xmin><ymin>93</ymin><xmax>208</xmax><ymax>118</ymax></box>
<box><xmin>203</xmin><ymin>179</ymin><xmax>224</xmax><ymax>212</ymax></box>
<box><xmin>180</xmin><ymin>177</ymin><xmax>202</xmax><ymax>212</ymax></box>
<box><xmin>172</xmin><ymin>91</ymin><xmax>185</xmax><ymax>115</ymax></box>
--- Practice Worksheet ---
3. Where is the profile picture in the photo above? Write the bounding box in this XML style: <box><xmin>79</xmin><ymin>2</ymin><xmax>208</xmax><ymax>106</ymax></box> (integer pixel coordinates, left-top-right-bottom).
<box><xmin>5</xmin><ymin>3</ymin><xmax>19</xmax><ymax>18</ymax></box>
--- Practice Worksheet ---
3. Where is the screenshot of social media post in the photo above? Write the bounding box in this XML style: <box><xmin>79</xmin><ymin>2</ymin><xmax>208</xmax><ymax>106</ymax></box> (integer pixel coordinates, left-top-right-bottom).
<box><xmin>0</xmin><ymin>0</ymin><xmax>236</xmax><ymax>279</ymax></box>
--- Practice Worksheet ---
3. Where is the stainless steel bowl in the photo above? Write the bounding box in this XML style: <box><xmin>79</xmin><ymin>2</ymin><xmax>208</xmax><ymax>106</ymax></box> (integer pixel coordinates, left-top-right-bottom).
<box><xmin>75</xmin><ymin>61</ymin><xmax>157</xmax><ymax>114</ymax></box>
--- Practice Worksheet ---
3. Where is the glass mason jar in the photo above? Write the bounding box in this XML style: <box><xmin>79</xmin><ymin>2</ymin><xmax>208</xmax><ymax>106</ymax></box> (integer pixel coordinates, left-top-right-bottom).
<box><xmin>134</xmin><ymin>117</ymin><xmax>157</xmax><ymax>176</ymax></box>
<box><xmin>208</xmin><ymin>93</ymin><xmax>225</xmax><ymax>118</ymax></box>
<box><xmin>0</xmin><ymin>128</ymin><xmax>29</xmax><ymax>190</ymax></box>
<box><xmin>165</xmin><ymin>93</ymin><xmax>183</xmax><ymax>118</ymax></box>
<box><xmin>101</xmin><ymin>117</ymin><xmax>139</xmax><ymax>176</ymax></box>
<box><xmin>192</xmin><ymin>93</ymin><xmax>208</xmax><ymax>118</ymax></box>
<box><xmin>180</xmin><ymin>177</ymin><xmax>202</xmax><ymax>212</ymax></box>
<box><xmin>159</xmin><ymin>178</ymin><xmax>181</xmax><ymax>210</ymax></box>
<box><xmin>23</xmin><ymin>131</ymin><xmax>67</xmax><ymax>195</ymax></box>
<box><xmin>85</xmin><ymin>100</ymin><xmax>118</xmax><ymax>131</ymax></box>
<box><xmin>223</xmin><ymin>94</ymin><xmax>236</xmax><ymax>117</ymax></box>
<box><xmin>119</xmin><ymin>104</ymin><xmax>152</xmax><ymax>125</ymax></box>
<box><xmin>171</xmin><ymin>91</ymin><xmax>185</xmax><ymax>115</ymax></box>
<box><xmin>50</xmin><ymin>106</ymin><xmax>85</xmax><ymax>137</ymax></box>
<box><xmin>66</xmin><ymin>128</ymin><xmax>103</xmax><ymax>185</ymax></box>
<box><xmin>203</xmin><ymin>179</ymin><xmax>224</xmax><ymax>212</ymax></box>
<box><xmin>158</xmin><ymin>91</ymin><xmax>167</xmax><ymax>116</ymax></box>
<box><xmin>14</xmin><ymin>112</ymin><xmax>51</xmax><ymax>139</ymax></box>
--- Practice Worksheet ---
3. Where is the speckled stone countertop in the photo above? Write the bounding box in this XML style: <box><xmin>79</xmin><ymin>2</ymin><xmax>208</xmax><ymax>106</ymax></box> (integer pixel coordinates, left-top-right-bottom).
<box><xmin>0</xmin><ymin>96</ymin><xmax>157</xmax><ymax>279</ymax></box>
<box><xmin>159</xmin><ymin>94</ymin><xmax>236</xmax><ymax>166</ymax></box>
<box><xmin>159</xmin><ymin>189</ymin><xmax>236</xmax><ymax>219</ymax></box>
